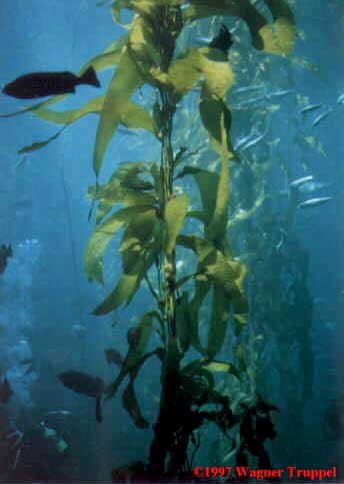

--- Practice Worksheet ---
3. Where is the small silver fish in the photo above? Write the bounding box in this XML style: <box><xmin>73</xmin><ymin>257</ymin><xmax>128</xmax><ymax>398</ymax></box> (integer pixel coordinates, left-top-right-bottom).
<box><xmin>5</xmin><ymin>430</ymin><xmax>24</xmax><ymax>448</ymax></box>
<box><xmin>232</xmin><ymin>84</ymin><xmax>265</xmax><ymax>94</ymax></box>
<box><xmin>266</xmin><ymin>89</ymin><xmax>294</xmax><ymax>99</ymax></box>
<box><xmin>71</xmin><ymin>324</ymin><xmax>86</xmax><ymax>338</ymax></box>
<box><xmin>234</xmin><ymin>133</ymin><xmax>252</xmax><ymax>151</ymax></box>
<box><xmin>229</xmin><ymin>19</ymin><xmax>241</xmax><ymax>35</ymax></box>
<box><xmin>196</xmin><ymin>35</ymin><xmax>213</xmax><ymax>44</ymax></box>
<box><xmin>236</xmin><ymin>95</ymin><xmax>266</xmax><ymax>107</ymax></box>
<box><xmin>235</xmin><ymin>122</ymin><xmax>268</xmax><ymax>151</ymax></box>
<box><xmin>276</xmin><ymin>229</ymin><xmax>287</xmax><ymax>252</ymax></box>
<box><xmin>298</xmin><ymin>197</ymin><xmax>333</xmax><ymax>209</ymax></box>
<box><xmin>312</xmin><ymin>109</ymin><xmax>332</xmax><ymax>127</ymax></box>
<box><xmin>337</xmin><ymin>93</ymin><xmax>344</xmax><ymax>104</ymax></box>
<box><xmin>300</xmin><ymin>104</ymin><xmax>322</xmax><ymax>114</ymax></box>
<box><xmin>299</xmin><ymin>181</ymin><xmax>333</xmax><ymax>193</ymax></box>
<box><xmin>290</xmin><ymin>175</ymin><xmax>313</xmax><ymax>188</ymax></box>
<box><xmin>241</xmin><ymin>132</ymin><xmax>265</xmax><ymax>151</ymax></box>
<box><xmin>44</xmin><ymin>410</ymin><xmax>72</xmax><ymax>417</ymax></box>
<box><xmin>13</xmin><ymin>447</ymin><xmax>21</xmax><ymax>470</ymax></box>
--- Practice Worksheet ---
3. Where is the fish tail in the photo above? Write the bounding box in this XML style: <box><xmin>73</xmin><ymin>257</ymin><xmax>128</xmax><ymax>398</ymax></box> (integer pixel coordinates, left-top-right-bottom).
<box><xmin>79</xmin><ymin>66</ymin><xmax>100</xmax><ymax>88</ymax></box>
<box><xmin>96</xmin><ymin>396</ymin><xmax>103</xmax><ymax>423</ymax></box>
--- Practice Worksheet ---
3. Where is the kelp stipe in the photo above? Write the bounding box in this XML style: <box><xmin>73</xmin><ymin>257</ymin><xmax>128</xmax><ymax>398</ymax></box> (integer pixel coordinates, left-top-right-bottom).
<box><xmin>2</xmin><ymin>0</ymin><xmax>297</xmax><ymax>480</ymax></box>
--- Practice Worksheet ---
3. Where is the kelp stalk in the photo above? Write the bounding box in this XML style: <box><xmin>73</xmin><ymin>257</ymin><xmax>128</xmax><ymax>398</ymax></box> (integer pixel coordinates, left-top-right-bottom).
<box><xmin>149</xmin><ymin>7</ymin><xmax>185</xmax><ymax>475</ymax></box>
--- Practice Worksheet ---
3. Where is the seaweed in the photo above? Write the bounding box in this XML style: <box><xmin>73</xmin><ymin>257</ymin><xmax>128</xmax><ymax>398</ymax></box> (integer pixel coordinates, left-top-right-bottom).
<box><xmin>2</xmin><ymin>0</ymin><xmax>298</xmax><ymax>480</ymax></box>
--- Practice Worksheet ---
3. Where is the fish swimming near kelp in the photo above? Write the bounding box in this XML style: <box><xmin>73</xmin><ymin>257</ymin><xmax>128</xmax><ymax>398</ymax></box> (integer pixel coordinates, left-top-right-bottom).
<box><xmin>312</xmin><ymin>108</ymin><xmax>332</xmax><ymax>127</ymax></box>
<box><xmin>105</xmin><ymin>348</ymin><xmax>124</xmax><ymax>367</ymax></box>
<box><xmin>0</xmin><ymin>374</ymin><xmax>13</xmax><ymax>404</ymax></box>
<box><xmin>300</xmin><ymin>103</ymin><xmax>322</xmax><ymax>114</ymax></box>
<box><xmin>234</xmin><ymin>94</ymin><xmax>266</xmax><ymax>108</ymax></box>
<box><xmin>44</xmin><ymin>410</ymin><xmax>72</xmax><ymax>417</ymax></box>
<box><xmin>2</xmin><ymin>66</ymin><xmax>100</xmax><ymax>99</ymax></box>
<box><xmin>0</xmin><ymin>244</ymin><xmax>13</xmax><ymax>275</ymax></box>
<box><xmin>233</xmin><ymin>84</ymin><xmax>265</xmax><ymax>95</ymax></box>
<box><xmin>58</xmin><ymin>371</ymin><xmax>105</xmax><ymax>423</ymax></box>
<box><xmin>299</xmin><ymin>180</ymin><xmax>333</xmax><ymax>193</ymax></box>
<box><xmin>337</xmin><ymin>93</ymin><xmax>344</xmax><ymax>104</ymax></box>
<box><xmin>298</xmin><ymin>197</ymin><xmax>333</xmax><ymax>209</ymax></box>
<box><xmin>240</xmin><ymin>131</ymin><xmax>266</xmax><ymax>151</ymax></box>
<box><xmin>289</xmin><ymin>175</ymin><xmax>313</xmax><ymax>189</ymax></box>
<box><xmin>266</xmin><ymin>89</ymin><xmax>294</xmax><ymax>99</ymax></box>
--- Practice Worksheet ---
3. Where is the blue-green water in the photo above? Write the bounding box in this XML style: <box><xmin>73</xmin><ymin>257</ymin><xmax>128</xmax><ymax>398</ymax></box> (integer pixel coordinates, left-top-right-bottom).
<box><xmin>0</xmin><ymin>1</ymin><xmax>343</xmax><ymax>482</ymax></box>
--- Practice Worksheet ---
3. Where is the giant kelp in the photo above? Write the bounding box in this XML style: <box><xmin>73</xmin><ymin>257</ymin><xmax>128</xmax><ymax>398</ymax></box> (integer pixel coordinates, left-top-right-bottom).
<box><xmin>2</xmin><ymin>0</ymin><xmax>297</xmax><ymax>480</ymax></box>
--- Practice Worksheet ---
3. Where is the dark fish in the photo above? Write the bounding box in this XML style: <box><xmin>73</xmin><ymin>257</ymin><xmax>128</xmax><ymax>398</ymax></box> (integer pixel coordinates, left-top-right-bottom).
<box><xmin>2</xmin><ymin>66</ymin><xmax>100</xmax><ymax>99</ymax></box>
<box><xmin>58</xmin><ymin>370</ymin><xmax>104</xmax><ymax>397</ymax></box>
<box><xmin>322</xmin><ymin>397</ymin><xmax>344</xmax><ymax>440</ymax></box>
<box><xmin>58</xmin><ymin>371</ymin><xmax>104</xmax><ymax>423</ymax></box>
<box><xmin>0</xmin><ymin>375</ymin><xmax>13</xmax><ymax>404</ymax></box>
<box><xmin>111</xmin><ymin>461</ymin><xmax>146</xmax><ymax>483</ymax></box>
<box><xmin>209</xmin><ymin>24</ymin><xmax>233</xmax><ymax>54</ymax></box>
<box><xmin>105</xmin><ymin>348</ymin><xmax>124</xmax><ymax>367</ymax></box>
<box><xmin>0</xmin><ymin>244</ymin><xmax>13</xmax><ymax>275</ymax></box>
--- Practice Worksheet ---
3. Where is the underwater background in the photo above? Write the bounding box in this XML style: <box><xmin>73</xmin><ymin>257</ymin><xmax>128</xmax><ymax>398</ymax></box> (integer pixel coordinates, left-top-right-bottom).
<box><xmin>0</xmin><ymin>0</ymin><xmax>343</xmax><ymax>482</ymax></box>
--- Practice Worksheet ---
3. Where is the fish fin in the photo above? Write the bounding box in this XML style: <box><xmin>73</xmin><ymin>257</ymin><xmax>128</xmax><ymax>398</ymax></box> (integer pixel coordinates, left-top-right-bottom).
<box><xmin>96</xmin><ymin>396</ymin><xmax>103</xmax><ymax>423</ymax></box>
<box><xmin>79</xmin><ymin>66</ymin><xmax>100</xmax><ymax>88</ymax></box>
